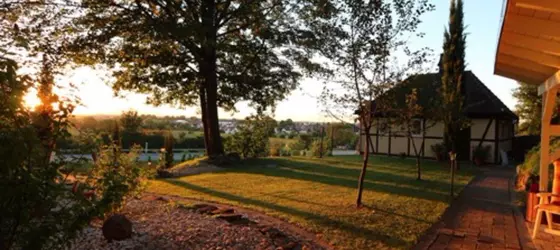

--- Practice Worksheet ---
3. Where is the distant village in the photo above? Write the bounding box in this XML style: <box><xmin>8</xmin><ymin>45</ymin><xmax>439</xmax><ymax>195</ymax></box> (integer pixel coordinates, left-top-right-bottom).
<box><xmin>172</xmin><ymin>117</ymin><xmax>350</xmax><ymax>135</ymax></box>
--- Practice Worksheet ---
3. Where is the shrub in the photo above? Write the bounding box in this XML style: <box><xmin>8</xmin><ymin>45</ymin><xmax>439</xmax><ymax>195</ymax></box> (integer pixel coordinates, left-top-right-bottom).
<box><xmin>0</xmin><ymin>58</ymin><xmax>145</xmax><ymax>249</ymax></box>
<box><xmin>472</xmin><ymin>145</ymin><xmax>491</xmax><ymax>164</ymax></box>
<box><xmin>431</xmin><ymin>143</ymin><xmax>446</xmax><ymax>161</ymax></box>
<box><xmin>310</xmin><ymin>139</ymin><xmax>328</xmax><ymax>157</ymax></box>
<box><xmin>224</xmin><ymin>115</ymin><xmax>269</xmax><ymax>158</ymax></box>
<box><xmin>90</xmin><ymin>144</ymin><xmax>149</xmax><ymax>212</ymax></box>
<box><xmin>515</xmin><ymin>140</ymin><xmax>560</xmax><ymax>190</ymax></box>
<box><xmin>181</xmin><ymin>152</ymin><xmax>187</xmax><ymax>162</ymax></box>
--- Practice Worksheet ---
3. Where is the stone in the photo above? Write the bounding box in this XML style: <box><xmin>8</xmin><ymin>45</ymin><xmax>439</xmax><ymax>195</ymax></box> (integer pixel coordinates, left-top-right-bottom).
<box><xmin>453</xmin><ymin>231</ymin><xmax>466</xmax><ymax>238</ymax></box>
<box><xmin>196</xmin><ymin>205</ymin><xmax>219</xmax><ymax>214</ymax></box>
<box><xmin>211</xmin><ymin>208</ymin><xmax>234</xmax><ymax>215</ymax></box>
<box><xmin>102</xmin><ymin>214</ymin><xmax>132</xmax><ymax>242</ymax></box>
<box><xmin>215</xmin><ymin>214</ymin><xmax>243</xmax><ymax>222</ymax></box>
<box><xmin>278</xmin><ymin>241</ymin><xmax>298</xmax><ymax>250</ymax></box>
<box><xmin>156</xmin><ymin>196</ymin><xmax>172</xmax><ymax>203</ymax></box>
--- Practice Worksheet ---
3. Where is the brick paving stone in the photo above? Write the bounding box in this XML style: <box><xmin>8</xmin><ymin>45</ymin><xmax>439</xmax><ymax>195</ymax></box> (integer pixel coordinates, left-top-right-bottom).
<box><xmin>412</xmin><ymin>168</ymin><xmax>557</xmax><ymax>250</ymax></box>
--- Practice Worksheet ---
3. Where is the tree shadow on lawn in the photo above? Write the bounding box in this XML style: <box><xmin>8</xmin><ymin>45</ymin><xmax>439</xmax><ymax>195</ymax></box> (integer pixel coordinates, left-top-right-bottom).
<box><xmin>229</xmin><ymin>159</ymin><xmax>470</xmax><ymax>202</ymax></box>
<box><xmin>162</xmin><ymin>179</ymin><xmax>410</xmax><ymax>249</ymax></box>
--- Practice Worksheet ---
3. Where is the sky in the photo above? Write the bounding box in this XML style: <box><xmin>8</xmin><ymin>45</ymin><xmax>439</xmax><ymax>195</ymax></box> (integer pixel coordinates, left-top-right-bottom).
<box><xmin>24</xmin><ymin>0</ymin><xmax>518</xmax><ymax>122</ymax></box>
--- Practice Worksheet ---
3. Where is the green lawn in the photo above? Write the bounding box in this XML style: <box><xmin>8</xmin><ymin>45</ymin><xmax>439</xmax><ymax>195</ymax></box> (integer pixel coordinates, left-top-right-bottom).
<box><xmin>148</xmin><ymin>155</ymin><xmax>477</xmax><ymax>249</ymax></box>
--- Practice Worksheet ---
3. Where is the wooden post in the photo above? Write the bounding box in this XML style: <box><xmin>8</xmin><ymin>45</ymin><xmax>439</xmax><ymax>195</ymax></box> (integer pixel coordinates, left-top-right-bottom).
<box><xmin>540</xmin><ymin>88</ymin><xmax>557</xmax><ymax>191</ymax></box>
<box><xmin>553</xmin><ymin>160</ymin><xmax>560</xmax><ymax>203</ymax></box>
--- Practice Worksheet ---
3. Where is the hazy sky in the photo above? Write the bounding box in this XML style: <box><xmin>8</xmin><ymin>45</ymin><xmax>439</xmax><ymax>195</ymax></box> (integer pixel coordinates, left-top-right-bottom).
<box><xmin>26</xmin><ymin>0</ymin><xmax>517</xmax><ymax>122</ymax></box>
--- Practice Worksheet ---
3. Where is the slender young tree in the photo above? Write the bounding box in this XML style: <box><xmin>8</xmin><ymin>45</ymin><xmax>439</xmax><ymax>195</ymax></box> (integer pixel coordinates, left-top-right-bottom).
<box><xmin>392</xmin><ymin>88</ymin><xmax>434</xmax><ymax>181</ymax></box>
<box><xmin>440</xmin><ymin>0</ymin><xmax>468</xmax><ymax>197</ymax></box>
<box><xmin>321</xmin><ymin>0</ymin><xmax>433</xmax><ymax>207</ymax></box>
<box><xmin>440</xmin><ymin>0</ymin><xmax>468</xmax><ymax>159</ymax></box>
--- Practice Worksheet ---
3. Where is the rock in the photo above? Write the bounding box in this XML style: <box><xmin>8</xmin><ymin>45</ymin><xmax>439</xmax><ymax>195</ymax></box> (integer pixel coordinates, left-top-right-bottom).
<box><xmin>215</xmin><ymin>214</ymin><xmax>243</xmax><ymax>222</ymax></box>
<box><xmin>196</xmin><ymin>205</ymin><xmax>219</xmax><ymax>214</ymax></box>
<box><xmin>102</xmin><ymin>214</ymin><xmax>132</xmax><ymax>242</ymax></box>
<box><xmin>156</xmin><ymin>196</ymin><xmax>172</xmax><ymax>203</ymax></box>
<box><xmin>192</xmin><ymin>203</ymin><xmax>212</xmax><ymax>209</ymax></box>
<box><xmin>211</xmin><ymin>207</ymin><xmax>234</xmax><ymax>215</ymax></box>
<box><xmin>278</xmin><ymin>241</ymin><xmax>298</xmax><ymax>250</ymax></box>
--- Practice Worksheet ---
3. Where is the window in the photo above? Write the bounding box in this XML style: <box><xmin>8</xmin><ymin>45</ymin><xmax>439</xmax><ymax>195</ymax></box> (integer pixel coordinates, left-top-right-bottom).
<box><xmin>411</xmin><ymin>119</ymin><xmax>423</xmax><ymax>137</ymax></box>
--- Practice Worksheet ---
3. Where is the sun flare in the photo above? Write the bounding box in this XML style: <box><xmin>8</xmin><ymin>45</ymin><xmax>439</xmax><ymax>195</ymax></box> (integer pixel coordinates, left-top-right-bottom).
<box><xmin>23</xmin><ymin>90</ymin><xmax>41</xmax><ymax>109</ymax></box>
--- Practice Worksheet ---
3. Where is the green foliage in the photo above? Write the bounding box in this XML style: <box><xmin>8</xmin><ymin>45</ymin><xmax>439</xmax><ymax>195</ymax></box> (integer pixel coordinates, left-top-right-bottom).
<box><xmin>440</xmin><ymin>0</ymin><xmax>469</xmax><ymax>153</ymax></box>
<box><xmin>293</xmin><ymin>134</ymin><xmax>314</xmax><ymax>151</ymax></box>
<box><xmin>431</xmin><ymin>143</ymin><xmax>447</xmax><ymax>161</ymax></box>
<box><xmin>90</xmin><ymin>144</ymin><xmax>149</xmax><ymax>213</ymax></box>
<box><xmin>278</xmin><ymin>119</ymin><xmax>295</xmax><ymax>132</ymax></box>
<box><xmin>327</xmin><ymin>123</ymin><xmax>358</xmax><ymax>149</ymax></box>
<box><xmin>515</xmin><ymin>141</ymin><xmax>560</xmax><ymax>189</ymax></box>
<box><xmin>310</xmin><ymin>139</ymin><xmax>329</xmax><ymax>157</ymax></box>
<box><xmin>472</xmin><ymin>145</ymin><xmax>491</xmax><ymax>162</ymax></box>
<box><xmin>0</xmin><ymin>57</ymin><xmax>145</xmax><ymax>249</ymax></box>
<box><xmin>225</xmin><ymin>115</ymin><xmax>270</xmax><ymax>158</ymax></box>
<box><xmin>512</xmin><ymin>82</ymin><xmax>551</xmax><ymax>135</ymax></box>
<box><xmin>120</xmin><ymin>110</ymin><xmax>143</xmax><ymax>133</ymax></box>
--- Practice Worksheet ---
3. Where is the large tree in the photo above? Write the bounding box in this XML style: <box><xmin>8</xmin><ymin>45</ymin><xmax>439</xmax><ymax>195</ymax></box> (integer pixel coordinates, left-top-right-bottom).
<box><xmin>513</xmin><ymin>81</ymin><xmax>542</xmax><ymax>135</ymax></box>
<box><xmin>321</xmin><ymin>0</ymin><xmax>433</xmax><ymax>207</ymax></box>
<box><xmin>440</xmin><ymin>0</ymin><xmax>468</xmax><ymax>158</ymax></box>
<box><xmin>49</xmin><ymin>0</ymin><xmax>336</xmax><ymax>159</ymax></box>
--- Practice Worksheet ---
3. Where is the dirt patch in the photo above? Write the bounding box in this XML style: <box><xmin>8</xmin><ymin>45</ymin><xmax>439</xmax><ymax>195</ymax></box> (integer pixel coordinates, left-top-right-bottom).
<box><xmin>69</xmin><ymin>195</ymin><xmax>330</xmax><ymax>250</ymax></box>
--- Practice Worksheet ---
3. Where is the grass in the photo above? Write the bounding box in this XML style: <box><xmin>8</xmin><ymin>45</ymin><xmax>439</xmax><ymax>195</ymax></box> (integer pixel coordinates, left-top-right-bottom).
<box><xmin>170</xmin><ymin>156</ymin><xmax>209</xmax><ymax>170</ymax></box>
<box><xmin>148</xmin><ymin>155</ymin><xmax>477</xmax><ymax>249</ymax></box>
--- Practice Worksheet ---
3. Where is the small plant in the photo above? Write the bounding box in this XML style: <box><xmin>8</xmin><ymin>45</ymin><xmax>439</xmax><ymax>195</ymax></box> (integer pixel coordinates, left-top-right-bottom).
<box><xmin>472</xmin><ymin>145</ymin><xmax>491</xmax><ymax>166</ymax></box>
<box><xmin>431</xmin><ymin>143</ymin><xmax>446</xmax><ymax>161</ymax></box>
<box><xmin>181</xmin><ymin>152</ymin><xmax>187</xmax><ymax>162</ymax></box>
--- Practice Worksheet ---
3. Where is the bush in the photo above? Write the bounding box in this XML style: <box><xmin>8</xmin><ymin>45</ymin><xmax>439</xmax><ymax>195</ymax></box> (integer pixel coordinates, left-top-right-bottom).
<box><xmin>472</xmin><ymin>145</ymin><xmax>491</xmax><ymax>164</ymax></box>
<box><xmin>431</xmin><ymin>143</ymin><xmax>446</xmax><ymax>161</ymax></box>
<box><xmin>90</xmin><ymin>144</ymin><xmax>149</xmax><ymax>212</ymax></box>
<box><xmin>515</xmin><ymin>140</ymin><xmax>560</xmax><ymax>190</ymax></box>
<box><xmin>224</xmin><ymin>115</ymin><xmax>270</xmax><ymax>158</ymax></box>
<box><xmin>310</xmin><ymin>139</ymin><xmax>329</xmax><ymax>157</ymax></box>
<box><xmin>0</xmin><ymin>58</ymin><xmax>145</xmax><ymax>249</ymax></box>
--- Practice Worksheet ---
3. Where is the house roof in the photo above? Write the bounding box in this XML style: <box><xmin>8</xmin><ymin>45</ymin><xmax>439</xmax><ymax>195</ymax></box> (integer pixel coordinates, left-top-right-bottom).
<box><xmin>378</xmin><ymin>71</ymin><xmax>518</xmax><ymax>120</ymax></box>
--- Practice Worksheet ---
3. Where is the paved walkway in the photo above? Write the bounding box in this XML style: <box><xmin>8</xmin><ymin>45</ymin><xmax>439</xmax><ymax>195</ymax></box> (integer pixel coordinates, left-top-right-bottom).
<box><xmin>414</xmin><ymin>167</ymin><xmax>538</xmax><ymax>250</ymax></box>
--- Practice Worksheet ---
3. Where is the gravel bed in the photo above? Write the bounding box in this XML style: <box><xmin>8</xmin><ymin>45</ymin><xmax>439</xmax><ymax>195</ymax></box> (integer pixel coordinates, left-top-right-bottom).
<box><xmin>69</xmin><ymin>198</ymin><xmax>324</xmax><ymax>250</ymax></box>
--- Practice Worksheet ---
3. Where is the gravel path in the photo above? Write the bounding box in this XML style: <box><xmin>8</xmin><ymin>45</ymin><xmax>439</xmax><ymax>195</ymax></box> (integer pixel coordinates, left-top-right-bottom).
<box><xmin>69</xmin><ymin>197</ymin><xmax>326</xmax><ymax>250</ymax></box>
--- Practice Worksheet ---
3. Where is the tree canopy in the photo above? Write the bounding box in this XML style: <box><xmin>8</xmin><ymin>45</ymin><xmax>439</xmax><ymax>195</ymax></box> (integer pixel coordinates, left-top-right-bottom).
<box><xmin>51</xmin><ymin>0</ymin><xmax>337</xmax><ymax>157</ymax></box>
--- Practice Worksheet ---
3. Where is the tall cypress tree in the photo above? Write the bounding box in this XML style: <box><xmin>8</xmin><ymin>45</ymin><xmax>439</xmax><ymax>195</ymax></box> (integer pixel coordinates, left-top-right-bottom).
<box><xmin>441</xmin><ymin>0</ymin><xmax>468</xmax><ymax>157</ymax></box>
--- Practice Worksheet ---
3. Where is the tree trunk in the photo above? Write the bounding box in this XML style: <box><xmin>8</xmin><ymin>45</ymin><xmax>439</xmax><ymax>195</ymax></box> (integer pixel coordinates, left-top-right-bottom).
<box><xmin>199</xmin><ymin>86</ymin><xmax>211</xmax><ymax>155</ymax></box>
<box><xmin>416</xmin><ymin>156</ymin><xmax>421</xmax><ymax>181</ymax></box>
<box><xmin>200</xmin><ymin>0</ymin><xmax>224</xmax><ymax>158</ymax></box>
<box><xmin>356</xmin><ymin>127</ymin><xmax>371</xmax><ymax>208</ymax></box>
<box><xmin>201</xmin><ymin>62</ymin><xmax>224</xmax><ymax>158</ymax></box>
